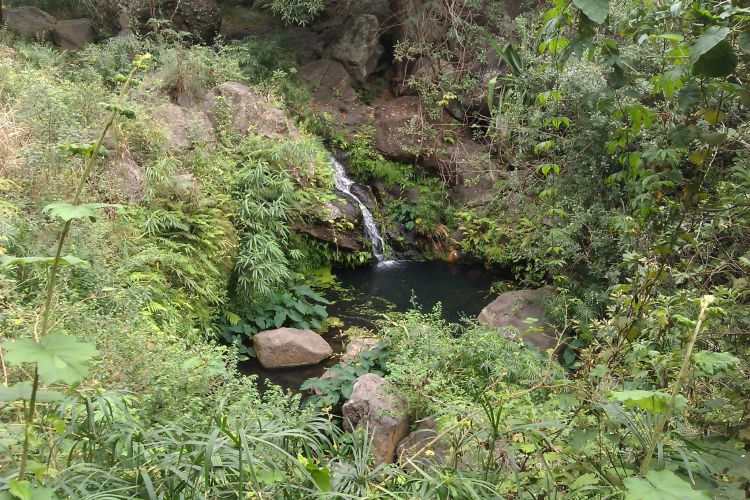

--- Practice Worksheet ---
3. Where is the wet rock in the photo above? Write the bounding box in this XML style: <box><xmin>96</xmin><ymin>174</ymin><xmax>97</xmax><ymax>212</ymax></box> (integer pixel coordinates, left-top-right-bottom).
<box><xmin>328</xmin><ymin>14</ymin><xmax>384</xmax><ymax>84</ymax></box>
<box><xmin>294</xmin><ymin>199</ymin><xmax>365</xmax><ymax>251</ymax></box>
<box><xmin>478</xmin><ymin>286</ymin><xmax>559</xmax><ymax>351</ymax></box>
<box><xmin>397</xmin><ymin>417</ymin><xmax>447</xmax><ymax>469</ymax></box>
<box><xmin>151</xmin><ymin>103</ymin><xmax>215</xmax><ymax>150</ymax></box>
<box><xmin>341</xmin><ymin>336</ymin><xmax>379</xmax><ymax>363</ymax></box>
<box><xmin>342</xmin><ymin>374</ymin><xmax>409</xmax><ymax>464</ymax></box>
<box><xmin>53</xmin><ymin>19</ymin><xmax>94</xmax><ymax>50</ymax></box>
<box><xmin>5</xmin><ymin>6</ymin><xmax>56</xmax><ymax>40</ymax></box>
<box><xmin>201</xmin><ymin>82</ymin><xmax>297</xmax><ymax>139</ymax></box>
<box><xmin>254</xmin><ymin>328</ymin><xmax>333</xmax><ymax>369</ymax></box>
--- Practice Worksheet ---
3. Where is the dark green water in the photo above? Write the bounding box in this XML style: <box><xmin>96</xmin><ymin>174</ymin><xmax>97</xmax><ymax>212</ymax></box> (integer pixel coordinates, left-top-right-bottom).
<box><xmin>240</xmin><ymin>261</ymin><xmax>499</xmax><ymax>390</ymax></box>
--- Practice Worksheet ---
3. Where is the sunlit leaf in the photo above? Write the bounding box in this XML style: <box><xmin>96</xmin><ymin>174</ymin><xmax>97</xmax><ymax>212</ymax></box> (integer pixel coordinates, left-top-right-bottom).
<box><xmin>624</xmin><ymin>469</ymin><xmax>709</xmax><ymax>499</ymax></box>
<box><xmin>3</xmin><ymin>332</ymin><xmax>99</xmax><ymax>385</ymax></box>
<box><xmin>607</xmin><ymin>390</ymin><xmax>687</xmax><ymax>414</ymax></box>
<box><xmin>573</xmin><ymin>0</ymin><xmax>609</xmax><ymax>23</ymax></box>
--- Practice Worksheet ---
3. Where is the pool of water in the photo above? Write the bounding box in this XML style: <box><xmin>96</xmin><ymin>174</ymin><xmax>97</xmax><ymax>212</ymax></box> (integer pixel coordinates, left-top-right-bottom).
<box><xmin>239</xmin><ymin>260</ymin><xmax>500</xmax><ymax>390</ymax></box>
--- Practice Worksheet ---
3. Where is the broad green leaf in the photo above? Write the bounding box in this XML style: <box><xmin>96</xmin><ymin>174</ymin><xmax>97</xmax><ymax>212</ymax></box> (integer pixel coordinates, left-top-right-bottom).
<box><xmin>0</xmin><ymin>381</ymin><xmax>65</xmax><ymax>403</ymax></box>
<box><xmin>607</xmin><ymin>390</ymin><xmax>687</xmax><ymax>414</ymax></box>
<box><xmin>668</xmin><ymin>124</ymin><xmax>699</xmax><ymax>147</ymax></box>
<box><xmin>624</xmin><ymin>469</ymin><xmax>709</xmax><ymax>499</ymax></box>
<box><xmin>3</xmin><ymin>332</ymin><xmax>99</xmax><ymax>385</ymax></box>
<box><xmin>42</xmin><ymin>202</ymin><xmax>123</xmax><ymax>222</ymax></box>
<box><xmin>8</xmin><ymin>479</ymin><xmax>57</xmax><ymax>500</ymax></box>
<box><xmin>0</xmin><ymin>254</ymin><xmax>90</xmax><ymax>268</ymax></box>
<box><xmin>739</xmin><ymin>31</ymin><xmax>750</xmax><ymax>53</ymax></box>
<box><xmin>689</xmin><ymin>26</ymin><xmax>730</xmax><ymax>64</ymax></box>
<box><xmin>693</xmin><ymin>350</ymin><xmax>740</xmax><ymax>376</ymax></box>
<box><xmin>573</xmin><ymin>0</ymin><xmax>609</xmax><ymax>23</ymax></box>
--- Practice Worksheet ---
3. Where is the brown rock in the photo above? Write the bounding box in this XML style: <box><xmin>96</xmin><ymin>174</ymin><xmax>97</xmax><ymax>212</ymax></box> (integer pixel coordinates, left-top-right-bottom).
<box><xmin>5</xmin><ymin>6</ymin><xmax>56</xmax><ymax>40</ymax></box>
<box><xmin>397</xmin><ymin>418</ymin><xmax>447</xmax><ymax>469</ymax></box>
<box><xmin>151</xmin><ymin>103</ymin><xmax>215</xmax><ymax>150</ymax></box>
<box><xmin>341</xmin><ymin>336</ymin><xmax>379</xmax><ymax>363</ymax></box>
<box><xmin>201</xmin><ymin>82</ymin><xmax>297</xmax><ymax>139</ymax></box>
<box><xmin>328</xmin><ymin>14</ymin><xmax>384</xmax><ymax>84</ymax></box>
<box><xmin>343</xmin><ymin>374</ymin><xmax>409</xmax><ymax>464</ymax></box>
<box><xmin>53</xmin><ymin>19</ymin><xmax>94</xmax><ymax>50</ymax></box>
<box><xmin>477</xmin><ymin>286</ymin><xmax>559</xmax><ymax>351</ymax></box>
<box><xmin>253</xmin><ymin>328</ymin><xmax>333</xmax><ymax>369</ymax></box>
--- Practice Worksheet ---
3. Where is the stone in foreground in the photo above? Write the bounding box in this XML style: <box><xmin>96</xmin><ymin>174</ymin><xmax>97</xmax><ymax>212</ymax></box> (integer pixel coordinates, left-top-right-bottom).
<box><xmin>397</xmin><ymin>417</ymin><xmax>447</xmax><ymax>470</ymax></box>
<box><xmin>478</xmin><ymin>286</ymin><xmax>559</xmax><ymax>351</ymax></box>
<box><xmin>53</xmin><ymin>19</ymin><xmax>94</xmax><ymax>50</ymax></box>
<box><xmin>253</xmin><ymin>328</ymin><xmax>333</xmax><ymax>369</ymax></box>
<box><xmin>342</xmin><ymin>374</ymin><xmax>409</xmax><ymax>464</ymax></box>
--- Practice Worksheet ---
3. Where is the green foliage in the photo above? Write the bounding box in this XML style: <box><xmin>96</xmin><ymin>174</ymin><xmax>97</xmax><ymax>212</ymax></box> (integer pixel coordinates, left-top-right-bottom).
<box><xmin>624</xmin><ymin>469</ymin><xmax>709</xmax><ymax>499</ymax></box>
<box><xmin>259</xmin><ymin>0</ymin><xmax>325</xmax><ymax>25</ymax></box>
<box><xmin>301</xmin><ymin>342</ymin><xmax>389</xmax><ymax>406</ymax></box>
<box><xmin>221</xmin><ymin>285</ymin><xmax>330</xmax><ymax>353</ymax></box>
<box><xmin>339</xmin><ymin>127</ymin><xmax>414</xmax><ymax>186</ymax></box>
<box><xmin>3</xmin><ymin>332</ymin><xmax>98</xmax><ymax>385</ymax></box>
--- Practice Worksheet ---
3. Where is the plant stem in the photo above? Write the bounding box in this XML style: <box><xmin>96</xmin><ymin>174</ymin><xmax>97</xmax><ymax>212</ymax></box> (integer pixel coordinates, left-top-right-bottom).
<box><xmin>16</xmin><ymin>65</ymin><xmax>139</xmax><ymax>481</ymax></box>
<box><xmin>639</xmin><ymin>295</ymin><xmax>714</xmax><ymax>475</ymax></box>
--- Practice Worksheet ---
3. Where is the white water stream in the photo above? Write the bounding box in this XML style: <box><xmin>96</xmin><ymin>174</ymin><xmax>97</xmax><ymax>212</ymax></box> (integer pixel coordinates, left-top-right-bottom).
<box><xmin>331</xmin><ymin>158</ymin><xmax>385</xmax><ymax>261</ymax></box>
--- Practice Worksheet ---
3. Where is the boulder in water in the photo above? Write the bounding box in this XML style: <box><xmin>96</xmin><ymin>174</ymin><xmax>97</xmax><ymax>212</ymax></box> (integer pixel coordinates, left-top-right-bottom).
<box><xmin>477</xmin><ymin>286</ymin><xmax>559</xmax><ymax>351</ymax></box>
<box><xmin>253</xmin><ymin>328</ymin><xmax>333</xmax><ymax>369</ymax></box>
<box><xmin>342</xmin><ymin>374</ymin><xmax>409</xmax><ymax>464</ymax></box>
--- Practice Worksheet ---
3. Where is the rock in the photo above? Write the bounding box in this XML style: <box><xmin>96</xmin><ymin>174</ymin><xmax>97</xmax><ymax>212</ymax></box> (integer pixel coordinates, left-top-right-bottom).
<box><xmin>342</xmin><ymin>374</ymin><xmax>409</xmax><ymax>464</ymax></box>
<box><xmin>5</xmin><ymin>6</ymin><xmax>56</xmax><ymax>40</ymax></box>
<box><xmin>294</xmin><ymin>224</ymin><xmax>364</xmax><ymax>251</ymax></box>
<box><xmin>294</xmin><ymin>198</ymin><xmax>364</xmax><ymax>250</ymax></box>
<box><xmin>302</xmin><ymin>59</ymin><xmax>358</xmax><ymax>103</ymax></box>
<box><xmin>397</xmin><ymin>417</ymin><xmax>447</xmax><ymax>469</ymax></box>
<box><xmin>99</xmin><ymin>0</ymin><xmax>221</xmax><ymax>43</ymax></box>
<box><xmin>201</xmin><ymin>82</ymin><xmax>297</xmax><ymax>139</ymax></box>
<box><xmin>151</xmin><ymin>103</ymin><xmax>215</xmax><ymax>150</ymax></box>
<box><xmin>53</xmin><ymin>19</ymin><xmax>94</xmax><ymax>50</ymax></box>
<box><xmin>478</xmin><ymin>286</ymin><xmax>559</xmax><ymax>351</ymax></box>
<box><xmin>328</xmin><ymin>14</ymin><xmax>384</xmax><ymax>84</ymax></box>
<box><xmin>341</xmin><ymin>336</ymin><xmax>380</xmax><ymax>363</ymax></box>
<box><xmin>253</xmin><ymin>328</ymin><xmax>333</xmax><ymax>369</ymax></box>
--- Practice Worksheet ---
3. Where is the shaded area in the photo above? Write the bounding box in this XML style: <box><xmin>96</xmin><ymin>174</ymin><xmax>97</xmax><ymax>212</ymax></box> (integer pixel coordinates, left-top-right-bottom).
<box><xmin>240</xmin><ymin>261</ymin><xmax>501</xmax><ymax>390</ymax></box>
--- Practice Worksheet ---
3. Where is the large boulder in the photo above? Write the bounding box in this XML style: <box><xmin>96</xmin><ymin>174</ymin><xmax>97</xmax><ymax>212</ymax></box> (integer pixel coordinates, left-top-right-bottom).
<box><xmin>201</xmin><ymin>82</ymin><xmax>297</xmax><ymax>139</ymax></box>
<box><xmin>99</xmin><ymin>0</ymin><xmax>221</xmax><ymax>43</ymax></box>
<box><xmin>151</xmin><ymin>103</ymin><xmax>215</xmax><ymax>150</ymax></box>
<box><xmin>5</xmin><ymin>6</ymin><xmax>56</xmax><ymax>40</ymax></box>
<box><xmin>53</xmin><ymin>19</ymin><xmax>94</xmax><ymax>50</ymax></box>
<box><xmin>294</xmin><ymin>199</ymin><xmax>365</xmax><ymax>251</ymax></box>
<box><xmin>342</xmin><ymin>374</ymin><xmax>409</xmax><ymax>464</ymax></box>
<box><xmin>328</xmin><ymin>14</ymin><xmax>384</xmax><ymax>84</ymax></box>
<box><xmin>397</xmin><ymin>417</ymin><xmax>447</xmax><ymax>469</ymax></box>
<box><xmin>253</xmin><ymin>328</ymin><xmax>333</xmax><ymax>369</ymax></box>
<box><xmin>478</xmin><ymin>286</ymin><xmax>559</xmax><ymax>351</ymax></box>
<box><xmin>301</xmin><ymin>59</ymin><xmax>373</xmax><ymax>135</ymax></box>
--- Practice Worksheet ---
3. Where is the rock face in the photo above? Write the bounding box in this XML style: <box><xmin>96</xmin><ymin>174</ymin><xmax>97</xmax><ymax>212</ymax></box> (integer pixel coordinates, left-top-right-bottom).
<box><xmin>151</xmin><ymin>103</ymin><xmax>215</xmax><ymax>150</ymax></box>
<box><xmin>253</xmin><ymin>328</ymin><xmax>333</xmax><ymax>369</ymax></box>
<box><xmin>328</xmin><ymin>14</ymin><xmax>384</xmax><ymax>84</ymax></box>
<box><xmin>53</xmin><ymin>19</ymin><xmax>94</xmax><ymax>50</ymax></box>
<box><xmin>99</xmin><ymin>0</ymin><xmax>221</xmax><ymax>43</ymax></box>
<box><xmin>201</xmin><ymin>82</ymin><xmax>296</xmax><ymax>139</ymax></box>
<box><xmin>342</xmin><ymin>374</ymin><xmax>409</xmax><ymax>464</ymax></box>
<box><xmin>5</xmin><ymin>6</ymin><xmax>56</xmax><ymax>40</ymax></box>
<box><xmin>478</xmin><ymin>286</ymin><xmax>558</xmax><ymax>351</ymax></box>
<box><xmin>397</xmin><ymin>417</ymin><xmax>447</xmax><ymax>469</ymax></box>
<box><xmin>341</xmin><ymin>336</ymin><xmax>380</xmax><ymax>363</ymax></box>
<box><xmin>294</xmin><ymin>199</ymin><xmax>365</xmax><ymax>251</ymax></box>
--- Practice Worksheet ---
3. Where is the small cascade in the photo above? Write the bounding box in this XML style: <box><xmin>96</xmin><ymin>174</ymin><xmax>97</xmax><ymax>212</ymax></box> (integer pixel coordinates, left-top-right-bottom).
<box><xmin>330</xmin><ymin>158</ymin><xmax>385</xmax><ymax>261</ymax></box>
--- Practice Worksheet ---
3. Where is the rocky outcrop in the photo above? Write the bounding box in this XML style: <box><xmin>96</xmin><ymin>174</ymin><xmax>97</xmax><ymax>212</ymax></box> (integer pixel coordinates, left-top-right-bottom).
<box><xmin>201</xmin><ymin>82</ymin><xmax>296</xmax><ymax>139</ymax></box>
<box><xmin>151</xmin><ymin>103</ymin><xmax>215</xmax><ymax>150</ymax></box>
<box><xmin>478</xmin><ymin>286</ymin><xmax>559</xmax><ymax>351</ymax></box>
<box><xmin>301</xmin><ymin>59</ymin><xmax>373</xmax><ymax>135</ymax></box>
<box><xmin>295</xmin><ymin>199</ymin><xmax>365</xmax><ymax>251</ymax></box>
<box><xmin>53</xmin><ymin>19</ymin><xmax>94</xmax><ymax>50</ymax></box>
<box><xmin>342</xmin><ymin>374</ymin><xmax>409</xmax><ymax>464</ymax></box>
<box><xmin>327</xmin><ymin>14</ymin><xmax>384</xmax><ymax>84</ymax></box>
<box><xmin>5</xmin><ymin>6</ymin><xmax>56</xmax><ymax>40</ymax></box>
<box><xmin>397</xmin><ymin>417</ymin><xmax>447</xmax><ymax>469</ymax></box>
<box><xmin>99</xmin><ymin>0</ymin><xmax>221</xmax><ymax>43</ymax></box>
<box><xmin>253</xmin><ymin>328</ymin><xmax>333</xmax><ymax>369</ymax></box>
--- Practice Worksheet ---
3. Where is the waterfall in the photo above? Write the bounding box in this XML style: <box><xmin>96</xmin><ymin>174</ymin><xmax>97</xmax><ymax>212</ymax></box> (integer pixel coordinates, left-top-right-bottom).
<box><xmin>330</xmin><ymin>158</ymin><xmax>385</xmax><ymax>261</ymax></box>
